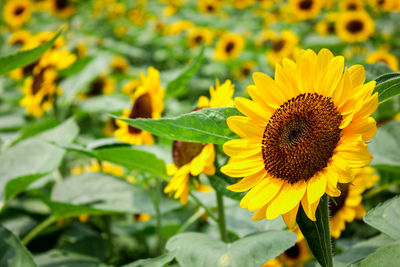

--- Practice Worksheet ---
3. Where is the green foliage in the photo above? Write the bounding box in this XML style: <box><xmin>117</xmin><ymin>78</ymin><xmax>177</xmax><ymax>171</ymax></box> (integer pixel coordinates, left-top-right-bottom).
<box><xmin>166</xmin><ymin>231</ymin><xmax>297</xmax><ymax>267</ymax></box>
<box><xmin>0</xmin><ymin>226</ymin><xmax>36</xmax><ymax>267</ymax></box>
<box><xmin>123</xmin><ymin>254</ymin><xmax>175</xmax><ymax>267</ymax></box>
<box><xmin>365</xmin><ymin>63</ymin><xmax>394</xmax><ymax>82</ymax></box>
<box><xmin>0</xmin><ymin>31</ymin><xmax>61</xmax><ymax>75</ymax></box>
<box><xmin>113</xmin><ymin>107</ymin><xmax>240</xmax><ymax>145</ymax></box>
<box><xmin>34</xmin><ymin>249</ymin><xmax>108</xmax><ymax>267</ymax></box>
<box><xmin>374</xmin><ymin>72</ymin><xmax>400</xmax><ymax>103</ymax></box>
<box><xmin>354</xmin><ymin>242</ymin><xmax>400</xmax><ymax>267</ymax></box>
<box><xmin>364</xmin><ymin>195</ymin><xmax>400</xmax><ymax>240</ymax></box>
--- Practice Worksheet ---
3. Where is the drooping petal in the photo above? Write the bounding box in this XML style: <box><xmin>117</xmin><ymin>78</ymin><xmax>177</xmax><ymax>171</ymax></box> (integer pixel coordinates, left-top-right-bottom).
<box><xmin>227</xmin><ymin>170</ymin><xmax>266</xmax><ymax>192</ymax></box>
<box><xmin>307</xmin><ymin>172</ymin><xmax>327</xmax><ymax>204</ymax></box>
<box><xmin>282</xmin><ymin>204</ymin><xmax>300</xmax><ymax>228</ymax></box>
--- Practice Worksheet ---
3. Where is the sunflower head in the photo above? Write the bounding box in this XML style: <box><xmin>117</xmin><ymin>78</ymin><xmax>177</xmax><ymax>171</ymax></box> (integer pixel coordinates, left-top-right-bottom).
<box><xmin>266</xmin><ymin>30</ymin><xmax>299</xmax><ymax>67</ymax></box>
<box><xmin>336</xmin><ymin>11</ymin><xmax>375</xmax><ymax>43</ymax></box>
<box><xmin>197</xmin><ymin>79</ymin><xmax>235</xmax><ymax>109</ymax></box>
<box><xmin>339</xmin><ymin>0</ymin><xmax>364</xmax><ymax>11</ymax></box>
<box><xmin>215</xmin><ymin>32</ymin><xmax>245</xmax><ymax>61</ymax></box>
<box><xmin>290</xmin><ymin>0</ymin><xmax>322</xmax><ymax>21</ymax></box>
<box><xmin>187</xmin><ymin>27</ymin><xmax>214</xmax><ymax>48</ymax></box>
<box><xmin>198</xmin><ymin>0</ymin><xmax>222</xmax><ymax>14</ymax></box>
<box><xmin>366</xmin><ymin>49</ymin><xmax>399</xmax><ymax>72</ymax></box>
<box><xmin>221</xmin><ymin>48</ymin><xmax>378</xmax><ymax>228</ymax></box>
<box><xmin>4</xmin><ymin>0</ymin><xmax>32</xmax><ymax>28</ymax></box>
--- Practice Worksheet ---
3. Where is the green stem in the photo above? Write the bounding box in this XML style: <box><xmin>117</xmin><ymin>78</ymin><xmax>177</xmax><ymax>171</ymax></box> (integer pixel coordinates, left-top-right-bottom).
<box><xmin>177</xmin><ymin>208</ymin><xmax>204</xmax><ymax>234</ymax></box>
<box><xmin>22</xmin><ymin>216</ymin><xmax>57</xmax><ymax>246</ymax></box>
<box><xmin>150</xmin><ymin>179</ymin><xmax>164</xmax><ymax>255</ymax></box>
<box><xmin>216</xmin><ymin>190</ymin><xmax>228</xmax><ymax>243</ymax></box>
<box><xmin>189</xmin><ymin>191</ymin><xmax>218</xmax><ymax>222</ymax></box>
<box><xmin>296</xmin><ymin>194</ymin><xmax>333</xmax><ymax>267</ymax></box>
<box><xmin>364</xmin><ymin>181</ymin><xmax>400</xmax><ymax>199</ymax></box>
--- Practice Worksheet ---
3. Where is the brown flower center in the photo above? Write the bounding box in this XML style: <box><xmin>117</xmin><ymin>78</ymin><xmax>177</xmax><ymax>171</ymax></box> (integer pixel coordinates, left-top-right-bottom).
<box><xmin>329</xmin><ymin>183</ymin><xmax>350</xmax><ymax>216</ymax></box>
<box><xmin>56</xmin><ymin>0</ymin><xmax>68</xmax><ymax>10</ymax></box>
<box><xmin>262</xmin><ymin>93</ymin><xmax>342</xmax><ymax>184</ymax></box>
<box><xmin>225</xmin><ymin>41</ymin><xmax>235</xmax><ymax>54</ymax></box>
<box><xmin>346</xmin><ymin>20</ymin><xmax>364</xmax><ymax>33</ymax></box>
<box><xmin>284</xmin><ymin>243</ymin><xmax>301</xmax><ymax>259</ymax></box>
<box><xmin>206</xmin><ymin>4</ymin><xmax>215</xmax><ymax>12</ymax></box>
<box><xmin>32</xmin><ymin>69</ymin><xmax>48</xmax><ymax>95</ymax></box>
<box><xmin>128</xmin><ymin>93</ymin><xmax>153</xmax><ymax>134</ymax></box>
<box><xmin>87</xmin><ymin>77</ymin><xmax>105</xmax><ymax>96</ymax></box>
<box><xmin>14</xmin><ymin>6</ymin><xmax>25</xmax><ymax>15</ymax></box>
<box><xmin>272</xmin><ymin>39</ymin><xmax>285</xmax><ymax>52</ymax></box>
<box><xmin>347</xmin><ymin>3</ymin><xmax>358</xmax><ymax>10</ymax></box>
<box><xmin>194</xmin><ymin>35</ymin><xmax>203</xmax><ymax>44</ymax></box>
<box><xmin>298</xmin><ymin>0</ymin><xmax>313</xmax><ymax>10</ymax></box>
<box><xmin>173</xmin><ymin>141</ymin><xmax>205</xmax><ymax>167</ymax></box>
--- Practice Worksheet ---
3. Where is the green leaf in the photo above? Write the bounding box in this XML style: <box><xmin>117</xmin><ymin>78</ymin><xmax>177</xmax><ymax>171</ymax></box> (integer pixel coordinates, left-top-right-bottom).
<box><xmin>0</xmin><ymin>119</ymin><xmax>79</xmax><ymax>207</ymax></box>
<box><xmin>122</xmin><ymin>254</ymin><xmax>175</xmax><ymax>267</ymax></box>
<box><xmin>354</xmin><ymin>241</ymin><xmax>400</xmax><ymax>267</ymax></box>
<box><xmin>0</xmin><ymin>30</ymin><xmax>61</xmax><ymax>75</ymax></box>
<box><xmin>364</xmin><ymin>195</ymin><xmax>400</xmax><ymax>240</ymax></box>
<box><xmin>365</xmin><ymin>62</ymin><xmax>394</xmax><ymax>82</ymax></box>
<box><xmin>78</xmin><ymin>95</ymin><xmax>130</xmax><ymax>113</ymax></box>
<box><xmin>113</xmin><ymin>107</ymin><xmax>240</xmax><ymax>145</ymax></box>
<box><xmin>368</xmin><ymin>121</ymin><xmax>400</xmax><ymax>173</ymax></box>
<box><xmin>0</xmin><ymin>225</ymin><xmax>36</xmax><ymax>267</ymax></box>
<box><xmin>208</xmin><ymin>175</ymin><xmax>244</xmax><ymax>201</ymax></box>
<box><xmin>94</xmin><ymin>146</ymin><xmax>168</xmax><ymax>180</ymax></box>
<box><xmin>58</xmin><ymin>54</ymin><xmax>112</xmax><ymax>105</ymax></box>
<box><xmin>34</xmin><ymin>249</ymin><xmax>108</xmax><ymax>267</ymax></box>
<box><xmin>165</xmin><ymin>46</ymin><xmax>205</xmax><ymax>98</ymax></box>
<box><xmin>296</xmin><ymin>194</ymin><xmax>333</xmax><ymax>267</ymax></box>
<box><xmin>373</xmin><ymin>72</ymin><xmax>400</xmax><ymax>103</ymax></box>
<box><xmin>166</xmin><ymin>230</ymin><xmax>296</xmax><ymax>267</ymax></box>
<box><xmin>50</xmin><ymin>173</ymin><xmax>154</xmax><ymax>218</ymax></box>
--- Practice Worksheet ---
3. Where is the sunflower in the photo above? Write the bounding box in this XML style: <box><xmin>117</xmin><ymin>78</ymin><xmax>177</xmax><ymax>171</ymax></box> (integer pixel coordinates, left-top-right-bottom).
<box><xmin>187</xmin><ymin>27</ymin><xmax>214</xmax><ymax>48</ymax></box>
<box><xmin>114</xmin><ymin>67</ymin><xmax>165</xmax><ymax>145</ymax></box>
<box><xmin>215</xmin><ymin>32</ymin><xmax>245</xmax><ymax>61</ymax></box>
<box><xmin>233</xmin><ymin>61</ymin><xmax>256</xmax><ymax>80</ymax></box>
<box><xmin>111</xmin><ymin>56</ymin><xmax>129</xmax><ymax>73</ymax></box>
<box><xmin>339</xmin><ymin>0</ymin><xmax>364</xmax><ymax>11</ymax></box>
<box><xmin>8</xmin><ymin>30</ymin><xmax>31</xmax><ymax>46</ymax></box>
<box><xmin>368</xmin><ymin>0</ymin><xmax>393</xmax><ymax>11</ymax></box>
<box><xmin>315</xmin><ymin>13</ymin><xmax>336</xmax><ymax>36</ymax></box>
<box><xmin>289</xmin><ymin>0</ymin><xmax>322</xmax><ymax>21</ymax></box>
<box><xmin>122</xmin><ymin>78</ymin><xmax>140</xmax><ymax>96</ymax></box>
<box><xmin>366</xmin><ymin>49</ymin><xmax>399</xmax><ymax>72</ymax></box>
<box><xmin>164</xmin><ymin>20</ymin><xmax>195</xmax><ymax>35</ymax></box>
<box><xmin>279</xmin><ymin>227</ymin><xmax>310</xmax><ymax>267</ymax></box>
<box><xmin>336</xmin><ymin>11</ymin><xmax>375</xmax><ymax>43</ymax></box>
<box><xmin>233</xmin><ymin>0</ymin><xmax>256</xmax><ymax>10</ymax></box>
<box><xmin>19</xmin><ymin>68</ymin><xmax>61</xmax><ymax>117</ymax></box>
<box><xmin>47</xmin><ymin>0</ymin><xmax>76</xmax><ymax>18</ymax></box>
<box><xmin>133</xmin><ymin>213</ymin><xmax>151</xmax><ymax>222</ymax></box>
<box><xmin>79</xmin><ymin>74</ymin><xmax>115</xmax><ymax>98</ymax></box>
<box><xmin>164</xmin><ymin>80</ymin><xmax>235</xmax><ymax>205</ymax></box>
<box><xmin>3</xmin><ymin>0</ymin><xmax>32</xmax><ymax>28</ymax></box>
<box><xmin>128</xmin><ymin>8</ymin><xmax>148</xmax><ymax>27</ymax></box>
<box><xmin>221</xmin><ymin>48</ymin><xmax>378</xmax><ymax>228</ymax></box>
<box><xmin>266</xmin><ymin>30</ymin><xmax>299</xmax><ymax>67</ymax></box>
<box><xmin>330</xmin><ymin>167</ymin><xmax>379</xmax><ymax>238</ymax></box>
<box><xmin>71</xmin><ymin>160</ymin><xmax>124</xmax><ymax>178</ymax></box>
<box><xmin>197</xmin><ymin>0</ymin><xmax>222</xmax><ymax>14</ymax></box>
<box><xmin>262</xmin><ymin>258</ymin><xmax>283</xmax><ymax>267</ymax></box>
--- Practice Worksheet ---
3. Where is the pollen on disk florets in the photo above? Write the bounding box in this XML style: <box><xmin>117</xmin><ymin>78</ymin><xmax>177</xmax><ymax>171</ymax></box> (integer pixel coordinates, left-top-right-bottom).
<box><xmin>262</xmin><ymin>93</ymin><xmax>343</xmax><ymax>184</ymax></box>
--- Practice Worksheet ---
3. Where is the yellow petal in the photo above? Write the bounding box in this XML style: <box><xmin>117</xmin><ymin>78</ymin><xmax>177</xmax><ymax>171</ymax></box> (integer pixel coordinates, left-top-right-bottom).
<box><xmin>300</xmin><ymin>194</ymin><xmax>320</xmax><ymax>221</ymax></box>
<box><xmin>221</xmin><ymin>155</ymin><xmax>264</xmax><ymax>177</ymax></box>
<box><xmin>322</xmin><ymin>56</ymin><xmax>345</xmax><ymax>97</ymax></box>
<box><xmin>348</xmin><ymin>65</ymin><xmax>366</xmax><ymax>88</ymax></box>
<box><xmin>247</xmin><ymin>178</ymin><xmax>284</xmax><ymax>212</ymax></box>
<box><xmin>307</xmin><ymin>172</ymin><xmax>327</xmax><ymax>204</ymax></box>
<box><xmin>253</xmin><ymin>72</ymin><xmax>286</xmax><ymax>106</ymax></box>
<box><xmin>335</xmin><ymin>137</ymin><xmax>373</xmax><ymax>168</ymax></box>
<box><xmin>234</xmin><ymin>97</ymin><xmax>271</xmax><ymax>124</ymax></box>
<box><xmin>247</xmin><ymin>85</ymin><xmax>277</xmax><ymax>112</ymax></box>
<box><xmin>266</xmin><ymin>180</ymin><xmax>306</xmax><ymax>220</ymax></box>
<box><xmin>227</xmin><ymin>116</ymin><xmax>264</xmax><ymax>138</ymax></box>
<box><xmin>282</xmin><ymin>204</ymin><xmax>300</xmax><ymax>228</ymax></box>
<box><xmin>227</xmin><ymin>170</ymin><xmax>266</xmax><ymax>192</ymax></box>
<box><xmin>223</xmin><ymin>138</ymin><xmax>261</xmax><ymax>158</ymax></box>
<box><xmin>342</xmin><ymin>116</ymin><xmax>377</xmax><ymax>142</ymax></box>
<box><xmin>325</xmin><ymin>169</ymin><xmax>341</xmax><ymax>197</ymax></box>
<box><xmin>252</xmin><ymin>205</ymin><xmax>267</xmax><ymax>221</ymax></box>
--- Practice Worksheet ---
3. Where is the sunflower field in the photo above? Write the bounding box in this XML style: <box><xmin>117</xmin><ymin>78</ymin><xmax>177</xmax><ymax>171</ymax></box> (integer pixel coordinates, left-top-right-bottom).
<box><xmin>1</xmin><ymin>0</ymin><xmax>400</xmax><ymax>266</ymax></box>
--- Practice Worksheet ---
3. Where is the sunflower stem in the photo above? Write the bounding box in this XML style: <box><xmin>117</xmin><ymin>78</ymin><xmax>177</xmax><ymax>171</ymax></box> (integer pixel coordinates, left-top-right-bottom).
<box><xmin>189</xmin><ymin>191</ymin><xmax>218</xmax><ymax>222</ymax></box>
<box><xmin>152</xmin><ymin>179</ymin><xmax>164</xmax><ymax>255</ymax></box>
<box><xmin>22</xmin><ymin>215</ymin><xmax>57</xmax><ymax>246</ymax></box>
<box><xmin>296</xmin><ymin>194</ymin><xmax>333</xmax><ymax>267</ymax></box>
<box><xmin>216</xmin><ymin>190</ymin><xmax>228</xmax><ymax>242</ymax></box>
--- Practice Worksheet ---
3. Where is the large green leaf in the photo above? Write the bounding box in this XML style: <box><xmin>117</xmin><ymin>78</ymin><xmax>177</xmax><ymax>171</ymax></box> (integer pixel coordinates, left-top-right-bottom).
<box><xmin>165</xmin><ymin>46</ymin><xmax>205</xmax><ymax>98</ymax></box>
<box><xmin>364</xmin><ymin>195</ymin><xmax>400</xmax><ymax>240</ymax></box>
<box><xmin>368</xmin><ymin>121</ymin><xmax>400</xmax><ymax>173</ymax></box>
<box><xmin>123</xmin><ymin>254</ymin><xmax>175</xmax><ymax>267</ymax></box>
<box><xmin>354</xmin><ymin>241</ymin><xmax>400</xmax><ymax>267</ymax></box>
<box><xmin>365</xmin><ymin>62</ymin><xmax>394</xmax><ymax>82</ymax></box>
<box><xmin>95</xmin><ymin>146</ymin><xmax>168</xmax><ymax>180</ymax></box>
<box><xmin>297</xmin><ymin>194</ymin><xmax>333</xmax><ymax>267</ymax></box>
<box><xmin>0</xmin><ymin>225</ymin><xmax>36</xmax><ymax>267</ymax></box>
<box><xmin>0</xmin><ymin>31</ymin><xmax>61</xmax><ymax>75</ymax></box>
<box><xmin>78</xmin><ymin>95</ymin><xmax>130</xmax><ymax>113</ymax></box>
<box><xmin>166</xmin><ymin>230</ymin><xmax>296</xmax><ymax>267</ymax></box>
<box><xmin>50</xmin><ymin>173</ymin><xmax>154</xmax><ymax>217</ymax></box>
<box><xmin>34</xmin><ymin>249</ymin><xmax>108</xmax><ymax>267</ymax></box>
<box><xmin>373</xmin><ymin>72</ymin><xmax>400</xmax><ymax>103</ymax></box>
<box><xmin>0</xmin><ymin>120</ymin><xmax>79</xmax><ymax>207</ymax></box>
<box><xmin>113</xmin><ymin>107</ymin><xmax>240</xmax><ymax>145</ymax></box>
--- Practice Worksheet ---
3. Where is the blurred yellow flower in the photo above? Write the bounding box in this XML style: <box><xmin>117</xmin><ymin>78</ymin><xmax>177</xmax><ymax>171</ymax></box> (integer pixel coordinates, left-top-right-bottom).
<box><xmin>366</xmin><ymin>49</ymin><xmax>399</xmax><ymax>72</ymax></box>
<box><xmin>215</xmin><ymin>32</ymin><xmax>244</xmax><ymax>61</ymax></box>
<box><xmin>3</xmin><ymin>0</ymin><xmax>32</xmax><ymax>28</ymax></box>
<box><xmin>336</xmin><ymin>11</ymin><xmax>375</xmax><ymax>43</ymax></box>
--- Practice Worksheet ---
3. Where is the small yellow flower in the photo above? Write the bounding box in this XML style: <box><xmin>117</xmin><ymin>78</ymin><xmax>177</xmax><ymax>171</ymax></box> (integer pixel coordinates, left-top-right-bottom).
<box><xmin>47</xmin><ymin>0</ymin><xmax>76</xmax><ymax>18</ymax></box>
<box><xmin>366</xmin><ymin>49</ymin><xmax>399</xmax><ymax>72</ymax></box>
<box><xmin>339</xmin><ymin>0</ymin><xmax>364</xmax><ymax>11</ymax></box>
<box><xmin>215</xmin><ymin>32</ymin><xmax>244</xmax><ymax>61</ymax></box>
<box><xmin>266</xmin><ymin>30</ymin><xmax>299</xmax><ymax>67</ymax></box>
<box><xmin>186</xmin><ymin>27</ymin><xmax>214</xmax><ymax>48</ymax></box>
<box><xmin>111</xmin><ymin>56</ymin><xmax>129</xmax><ymax>73</ymax></box>
<box><xmin>8</xmin><ymin>30</ymin><xmax>31</xmax><ymax>46</ymax></box>
<box><xmin>289</xmin><ymin>0</ymin><xmax>322</xmax><ymax>21</ymax></box>
<box><xmin>198</xmin><ymin>0</ymin><xmax>223</xmax><ymax>14</ymax></box>
<box><xmin>336</xmin><ymin>11</ymin><xmax>375</xmax><ymax>43</ymax></box>
<box><xmin>3</xmin><ymin>0</ymin><xmax>32</xmax><ymax>28</ymax></box>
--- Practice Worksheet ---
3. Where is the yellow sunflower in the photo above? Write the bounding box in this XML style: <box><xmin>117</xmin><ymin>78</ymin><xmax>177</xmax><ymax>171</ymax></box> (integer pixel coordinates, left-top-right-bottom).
<box><xmin>164</xmin><ymin>20</ymin><xmax>195</xmax><ymax>35</ymax></box>
<box><xmin>315</xmin><ymin>13</ymin><xmax>337</xmax><ymax>36</ymax></box>
<box><xmin>7</xmin><ymin>30</ymin><xmax>31</xmax><ymax>46</ymax></box>
<box><xmin>164</xmin><ymin>80</ymin><xmax>235</xmax><ymax>205</ymax></box>
<box><xmin>289</xmin><ymin>0</ymin><xmax>322</xmax><ymax>21</ymax></box>
<box><xmin>47</xmin><ymin>0</ymin><xmax>76</xmax><ymax>18</ymax></box>
<box><xmin>368</xmin><ymin>0</ymin><xmax>394</xmax><ymax>11</ymax></box>
<box><xmin>197</xmin><ymin>0</ymin><xmax>223</xmax><ymax>14</ymax></box>
<box><xmin>233</xmin><ymin>0</ymin><xmax>256</xmax><ymax>9</ymax></box>
<box><xmin>221</xmin><ymin>48</ymin><xmax>378</xmax><ymax>228</ymax></box>
<box><xmin>279</xmin><ymin>227</ymin><xmax>310</xmax><ymax>267</ymax></box>
<box><xmin>79</xmin><ymin>74</ymin><xmax>115</xmax><ymax>98</ymax></box>
<box><xmin>111</xmin><ymin>56</ymin><xmax>129</xmax><ymax>73</ymax></box>
<box><xmin>233</xmin><ymin>61</ymin><xmax>256</xmax><ymax>80</ymax></box>
<box><xmin>366</xmin><ymin>49</ymin><xmax>399</xmax><ymax>72</ymax></box>
<box><xmin>330</xmin><ymin>167</ymin><xmax>379</xmax><ymax>238</ymax></box>
<box><xmin>215</xmin><ymin>32</ymin><xmax>245</xmax><ymax>61</ymax></box>
<box><xmin>114</xmin><ymin>67</ymin><xmax>165</xmax><ymax>145</ymax></box>
<box><xmin>336</xmin><ymin>11</ymin><xmax>375</xmax><ymax>43</ymax></box>
<box><xmin>262</xmin><ymin>258</ymin><xmax>283</xmax><ymax>267</ymax></box>
<box><xmin>266</xmin><ymin>30</ymin><xmax>299</xmax><ymax>67</ymax></box>
<box><xmin>122</xmin><ymin>78</ymin><xmax>140</xmax><ymax>96</ymax></box>
<box><xmin>19</xmin><ymin>68</ymin><xmax>61</xmax><ymax>117</ymax></box>
<box><xmin>339</xmin><ymin>0</ymin><xmax>364</xmax><ymax>11</ymax></box>
<box><xmin>3</xmin><ymin>0</ymin><xmax>32</xmax><ymax>28</ymax></box>
<box><xmin>186</xmin><ymin>27</ymin><xmax>214</xmax><ymax>48</ymax></box>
